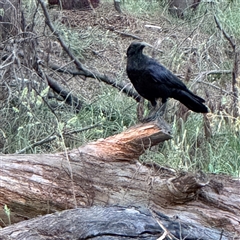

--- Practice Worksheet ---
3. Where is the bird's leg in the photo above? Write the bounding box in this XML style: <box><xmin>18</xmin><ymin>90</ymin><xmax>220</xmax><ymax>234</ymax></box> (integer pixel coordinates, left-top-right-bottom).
<box><xmin>156</xmin><ymin>99</ymin><xmax>167</xmax><ymax>117</ymax></box>
<box><xmin>145</xmin><ymin>100</ymin><xmax>157</xmax><ymax>119</ymax></box>
<box><xmin>137</xmin><ymin>97</ymin><xmax>145</xmax><ymax>121</ymax></box>
<box><xmin>149</xmin><ymin>99</ymin><xmax>167</xmax><ymax>117</ymax></box>
<box><xmin>142</xmin><ymin>99</ymin><xmax>167</xmax><ymax>122</ymax></box>
<box><xmin>141</xmin><ymin>99</ymin><xmax>158</xmax><ymax>122</ymax></box>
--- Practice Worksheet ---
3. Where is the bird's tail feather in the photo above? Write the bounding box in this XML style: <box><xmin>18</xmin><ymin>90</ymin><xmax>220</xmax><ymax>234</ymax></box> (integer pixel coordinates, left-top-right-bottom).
<box><xmin>172</xmin><ymin>90</ymin><xmax>208</xmax><ymax>113</ymax></box>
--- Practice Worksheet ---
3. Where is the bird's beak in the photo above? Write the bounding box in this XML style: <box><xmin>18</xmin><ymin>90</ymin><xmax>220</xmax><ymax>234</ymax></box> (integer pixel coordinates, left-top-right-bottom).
<box><xmin>140</xmin><ymin>42</ymin><xmax>163</xmax><ymax>53</ymax></box>
<box><xmin>140</xmin><ymin>42</ymin><xmax>154</xmax><ymax>48</ymax></box>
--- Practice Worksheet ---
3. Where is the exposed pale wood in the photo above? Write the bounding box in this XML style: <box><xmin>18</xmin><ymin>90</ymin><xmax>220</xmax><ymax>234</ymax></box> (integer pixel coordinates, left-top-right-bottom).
<box><xmin>79</xmin><ymin>119</ymin><xmax>172</xmax><ymax>161</ymax></box>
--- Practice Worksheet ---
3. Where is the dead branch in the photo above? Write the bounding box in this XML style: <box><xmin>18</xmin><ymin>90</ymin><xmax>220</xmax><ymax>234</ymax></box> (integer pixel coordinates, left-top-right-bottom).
<box><xmin>194</xmin><ymin>69</ymin><xmax>234</xmax><ymax>96</ymax></box>
<box><xmin>48</xmin><ymin>62</ymin><xmax>141</xmax><ymax>101</ymax></box>
<box><xmin>46</xmin><ymin>75</ymin><xmax>83</xmax><ymax>112</ymax></box>
<box><xmin>16</xmin><ymin>123</ymin><xmax>99</xmax><ymax>154</ymax></box>
<box><xmin>16</xmin><ymin>134</ymin><xmax>57</xmax><ymax>154</ymax></box>
<box><xmin>214</xmin><ymin>15</ymin><xmax>239</xmax><ymax>118</ymax></box>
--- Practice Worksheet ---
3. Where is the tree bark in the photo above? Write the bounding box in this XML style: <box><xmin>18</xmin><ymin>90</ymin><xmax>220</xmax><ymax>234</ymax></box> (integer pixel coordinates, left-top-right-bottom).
<box><xmin>0</xmin><ymin>120</ymin><xmax>239</xmax><ymax>239</ymax></box>
<box><xmin>0</xmin><ymin>206</ymin><xmax>231</xmax><ymax>240</ymax></box>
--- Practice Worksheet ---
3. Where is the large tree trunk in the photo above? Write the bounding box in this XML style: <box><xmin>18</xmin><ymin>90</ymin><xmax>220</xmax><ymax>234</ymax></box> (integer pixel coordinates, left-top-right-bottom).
<box><xmin>0</xmin><ymin>120</ymin><xmax>239</xmax><ymax>239</ymax></box>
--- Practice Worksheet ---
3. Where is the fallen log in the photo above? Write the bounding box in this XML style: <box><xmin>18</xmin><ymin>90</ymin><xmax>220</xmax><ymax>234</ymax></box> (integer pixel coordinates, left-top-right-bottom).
<box><xmin>0</xmin><ymin>119</ymin><xmax>239</xmax><ymax>239</ymax></box>
<box><xmin>0</xmin><ymin>206</ymin><xmax>230</xmax><ymax>240</ymax></box>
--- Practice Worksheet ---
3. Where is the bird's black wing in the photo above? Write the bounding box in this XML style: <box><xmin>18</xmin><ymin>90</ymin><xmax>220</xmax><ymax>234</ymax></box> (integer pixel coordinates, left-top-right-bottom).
<box><xmin>142</xmin><ymin>59</ymin><xmax>206</xmax><ymax>105</ymax></box>
<box><xmin>143</xmin><ymin>60</ymin><xmax>188</xmax><ymax>90</ymax></box>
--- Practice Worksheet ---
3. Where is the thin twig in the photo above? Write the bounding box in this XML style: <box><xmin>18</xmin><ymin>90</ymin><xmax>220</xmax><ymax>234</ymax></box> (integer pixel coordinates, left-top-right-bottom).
<box><xmin>150</xmin><ymin>209</ymin><xmax>179</xmax><ymax>240</ymax></box>
<box><xmin>193</xmin><ymin>69</ymin><xmax>232</xmax><ymax>83</ymax></box>
<box><xmin>16</xmin><ymin>124</ymin><xmax>99</xmax><ymax>154</ymax></box>
<box><xmin>192</xmin><ymin>69</ymin><xmax>237</xmax><ymax>97</ymax></box>
<box><xmin>199</xmin><ymin>81</ymin><xmax>233</xmax><ymax>96</ymax></box>
<box><xmin>64</xmin><ymin>123</ymin><xmax>100</xmax><ymax>135</ymax></box>
<box><xmin>114</xmin><ymin>29</ymin><xmax>141</xmax><ymax>40</ymax></box>
<box><xmin>145</xmin><ymin>24</ymin><xmax>162</xmax><ymax>31</ymax></box>
<box><xmin>16</xmin><ymin>134</ymin><xmax>57</xmax><ymax>154</ymax></box>
<box><xmin>38</xmin><ymin>0</ymin><xmax>90</xmax><ymax>74</ymax></box>
<box><xmin>107</xmin><ymin>27</ymin><xmax>142</xmax><ymax>40</ymax></box>
<box><xmin>156</xmin><ymin>219</ymin><xmax>173</xmax><ymax>240</ymax></box>
<box><xmin>197</xmin><ymin>69</ymin><xmax>232</xmax><ymax>76</ymax></box>
<box><xmin>219</xmin><ymin>229</ymin><xmax>224</xmax><ymax>240</ymax></box>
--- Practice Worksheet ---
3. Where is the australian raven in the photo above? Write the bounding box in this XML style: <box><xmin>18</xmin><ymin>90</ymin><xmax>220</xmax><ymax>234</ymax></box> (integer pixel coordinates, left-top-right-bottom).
<box><xmin>126</xmin><ymin>41</ymin><xmax>208</xmax><ymax>114</ymax></box>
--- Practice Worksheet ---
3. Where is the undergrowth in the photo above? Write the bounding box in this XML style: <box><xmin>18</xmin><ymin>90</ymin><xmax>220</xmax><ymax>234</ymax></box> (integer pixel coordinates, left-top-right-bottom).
<box><xmin>141</xmin><ymin>113</ymin><xmax>240</xmax><ymax>177</ymax></box>
<box><xmin>0</xmin><ymin>84</ymin><xmax>136</xmax><ymax>153</ymax></box>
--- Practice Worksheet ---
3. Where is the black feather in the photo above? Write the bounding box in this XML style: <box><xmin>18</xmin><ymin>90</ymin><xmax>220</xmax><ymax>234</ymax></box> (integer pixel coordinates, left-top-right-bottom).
<box><xmin>126</xmin><ymin>42</ymin><xmax>208</xmax><ymax>113</ymax></box>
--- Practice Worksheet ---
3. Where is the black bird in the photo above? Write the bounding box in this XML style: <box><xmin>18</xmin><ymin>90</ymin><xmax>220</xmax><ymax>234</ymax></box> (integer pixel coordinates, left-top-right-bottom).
<box><xmin>126</xmin><ymin>42</ymin><xmax>208</xmax><ymax>115</ymax></box>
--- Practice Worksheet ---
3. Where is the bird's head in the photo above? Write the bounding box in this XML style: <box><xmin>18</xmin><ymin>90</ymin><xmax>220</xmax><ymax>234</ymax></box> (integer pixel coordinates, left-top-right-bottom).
<box><xmin>127</xmin><ymin>41</ymin><xmax>152</xmax><ymax>57</ymax></box>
